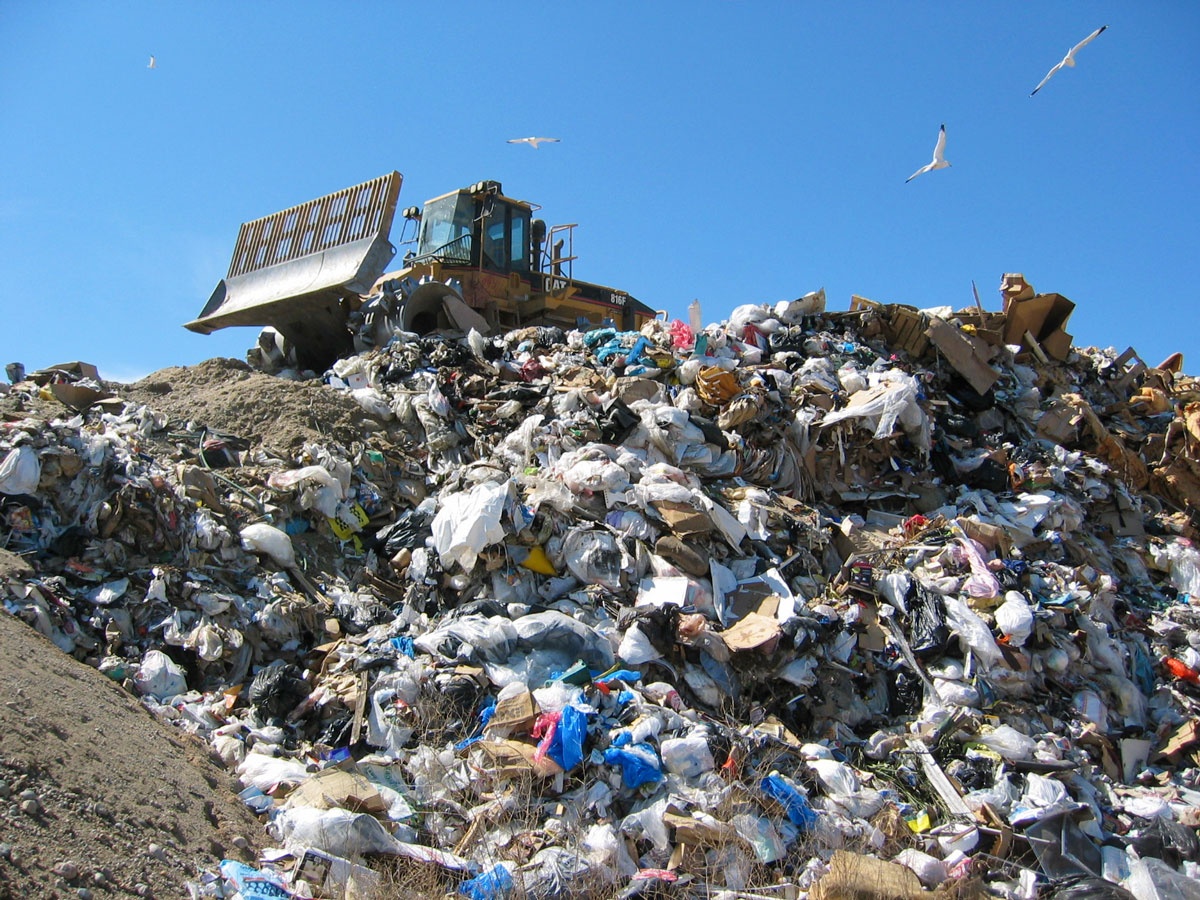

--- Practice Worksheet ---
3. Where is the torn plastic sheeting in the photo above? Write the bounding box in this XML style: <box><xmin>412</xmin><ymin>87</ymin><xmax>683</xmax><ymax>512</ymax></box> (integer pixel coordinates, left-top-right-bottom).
<box><xmin>603</xmin><ymin>740</ymin><xmax>663</xmax><ymax>789</ymax></box>
<box><xmin>511</xmin><ymin>610</ymin><xmax>614</xmax><ymax>672</ymax></box>
<box><xmin>561</xmin><ymin>526</ymin><xmax>628</xmax><ymax>593</ymax></box>
<box><xmin>1158</xmin><ymin>539</ymin><xmax>1200</xmax><ymax>598</ymax></box>
<box><xmin>413</xmin><ymin>615</ymin><xmax>519</xmax><ymax>666</ymax></box>
<box><xmin>237</xmin><ymin>750</ymin><xmax>310</xmax><ymax>792</ymax></box>
<box><xmin>273</xmin><ymin>806</ymin><xmax>474</xmax><ymax>869</ymax></box>
<box><xmin>942</xmin><ymin>595</ymin><xmax>1005</xmax><ymax>668</ymax></box>
<box><xmin>458</xmin><ymin>863</ymin><xmax>514</xmax><ymax>900</ymax></box>
<box><xmin>1124</xmin><ymin>856</ymin><xmax>1200</xmax><ymax>900</ymax></box>
<box><xmin>660</xmin><ymin>732</ymin><xmax>715</xmax><ymax>778</ymax></box>
<box><xmin>971</xmin><ymin>724</ymin><xmax>1036</xmax><ymax>761</ymax></box>
<box><xmin>820</xmin><ymin>371</ymin><xmax>928</xmax><ymax>449</ymax></box>
<box><xmin>537</xmin><ymin>703</ymin><xmax>587</xmax><ymax>772</ymax></box>
<box><xmin>431</xmin><ymin>478</ymin><xmax>511</xmax><ymax>570</ymax></box>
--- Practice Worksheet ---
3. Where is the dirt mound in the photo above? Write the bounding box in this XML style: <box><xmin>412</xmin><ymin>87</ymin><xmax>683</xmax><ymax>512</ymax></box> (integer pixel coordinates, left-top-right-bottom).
<box><xmin>0</xmin><ymin>611</ymin><xmax>265</xmax><ymax>897</ymax></box>
<box><xmin>123</xmin><ymin>357</ymin><xmax>387</xmax><ymax>453</ymax></box>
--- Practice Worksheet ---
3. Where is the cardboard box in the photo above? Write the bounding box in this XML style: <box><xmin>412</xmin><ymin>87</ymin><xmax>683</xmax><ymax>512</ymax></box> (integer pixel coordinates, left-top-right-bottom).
<box><xmin>487</xmin><ymin>687</ymin><xmax>536</xmax><ymax>735</ymax></box>
<box><xmin>1003</xmin><ymin>293</ymin><xmax>1076</xmax><ymax>361</ymax></box>
<box><xmin>31</xmin><ymin>361</ymin><xmax>101</xmax><ymax>383</ymax></box>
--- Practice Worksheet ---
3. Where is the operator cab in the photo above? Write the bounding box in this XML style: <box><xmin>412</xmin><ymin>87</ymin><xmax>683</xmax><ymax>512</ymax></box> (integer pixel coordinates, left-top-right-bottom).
<box><xmin>411</xmin><ymin>181</ymin><xmax>532</xmax><ymax>274</ymax></box>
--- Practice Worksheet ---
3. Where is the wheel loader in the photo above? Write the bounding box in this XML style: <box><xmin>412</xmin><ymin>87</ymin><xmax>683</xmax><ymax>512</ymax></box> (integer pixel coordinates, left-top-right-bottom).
<box><xmin>184</xmin><ymin>171</ymin><xmax>657</xmax><ymax>371</ymax></box>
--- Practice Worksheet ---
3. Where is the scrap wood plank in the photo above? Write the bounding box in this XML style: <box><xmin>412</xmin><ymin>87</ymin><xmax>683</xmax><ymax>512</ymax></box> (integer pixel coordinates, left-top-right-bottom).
<box><xmin>349</xmin><ymin>670</ymin><xmax>369</xmax><ymax>746</ymax></box>
<box><xmin>905</xmin><ymin>737</ymin><xmax>973</xmax><ymax>817</ymax></box>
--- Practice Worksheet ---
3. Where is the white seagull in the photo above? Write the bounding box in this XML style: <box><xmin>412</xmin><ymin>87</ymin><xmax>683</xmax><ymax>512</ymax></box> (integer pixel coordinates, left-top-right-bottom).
<box><xmin>906</xmin><ymin>124</ymin><xmax>950</xmax><ymax>183</ymax></box>
<box><xmin>148</xmin><ymin>55</ymin><xmax>157</xmax><ymax>69</ymax></box>
<box><xmin>1030</xmin><ymin>25</ymin><xmax>1108</xmax><ymax>96</ymax></box>
<box><xmin>507</xmin><ymin>136</ymin><xmax>560</xmax><ymax>149</ymax></box>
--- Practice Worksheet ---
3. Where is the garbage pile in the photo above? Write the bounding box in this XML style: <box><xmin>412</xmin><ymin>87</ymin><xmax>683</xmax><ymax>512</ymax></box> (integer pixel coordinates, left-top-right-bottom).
<box><xmin>3</xmin><ymin>274</ymin><xmax>1200</xmax><ymax>900</ymax></box>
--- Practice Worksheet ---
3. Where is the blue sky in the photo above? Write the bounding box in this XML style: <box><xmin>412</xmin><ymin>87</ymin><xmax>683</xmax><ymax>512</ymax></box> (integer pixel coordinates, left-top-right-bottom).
<box><xmin>1</xmin><ymin>3</ymin><xmax>1197</xmax><ymax>383</ymax></box>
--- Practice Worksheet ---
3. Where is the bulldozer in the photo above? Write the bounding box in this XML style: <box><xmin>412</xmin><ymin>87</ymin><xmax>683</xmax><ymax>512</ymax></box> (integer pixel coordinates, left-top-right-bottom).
<box><xmin>185</xmin><ymin>171</ymin><xmax>657</xmax><ymax>371</ymax></box>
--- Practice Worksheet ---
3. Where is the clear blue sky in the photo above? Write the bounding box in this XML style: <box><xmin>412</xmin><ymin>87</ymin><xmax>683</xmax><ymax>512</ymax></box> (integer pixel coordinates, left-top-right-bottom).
<box><xmin>2</xmin><ymin>3</ymin><xmax>1197</xmax><ymax>383</ymax></box>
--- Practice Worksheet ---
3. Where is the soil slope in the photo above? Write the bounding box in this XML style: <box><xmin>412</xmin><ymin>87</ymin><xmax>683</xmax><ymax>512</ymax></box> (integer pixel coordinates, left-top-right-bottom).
<box><xmin>0</xmin><ymin>594</ymin><xmax>265</xmax><ymax>898</ymax></box>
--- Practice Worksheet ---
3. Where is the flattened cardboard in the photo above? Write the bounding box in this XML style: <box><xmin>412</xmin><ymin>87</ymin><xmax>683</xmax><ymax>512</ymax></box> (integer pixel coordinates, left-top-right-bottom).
<box><xmin>441</xmin><ymin>293</ymin><xmax>491</xmax><ymax>335</ymax></box>
<box><xmin>724</xmin><ymin>579</ymin><xmax>778</xmax><ymax>622</ymax></box>
<box><xmin>663</xmin><ymin>808</ymin><xmax>735</xmax><ymax>845</ymax></box>
<box><xmin>719</xmin><ymin>612</ymin><xmax>781</xmax><ymax>653</ymax></box>
<box><xmin>287</xmin><ymin>766</ymin><xmax>387</xmax><ymax>815</ymax></box>
<box><xmin>1096</xmin><ymin>493</ymin><xmax>1144</xmax><ymax>538</ymax></box>
<box><xmin>49</xmin><ymin>383</ymin><xmax>113</xmax><ymax>409</ymax></box>
<box><xmin>1037</xmin><ymin>401</ymin><xmax>1085</xmax><ymax>445</ymax></box>
<box><xmin>653</xmin><ymin>500</ymin><xmax>713</xmax><ymax>536</ymax></box>
<box><xmin>478</xmin><ymin>739</ymin><xmax>563</xmax><ymax>778</ymax></box>
<box><xmin>926</xmin><ymin>316</ymin><xmax>1001</xmax><ymax>395</ymax></box>
<box><xmin>809</xmin><ymin>850</ymin><xmax>925</xmax><ymax>900</ymax></box>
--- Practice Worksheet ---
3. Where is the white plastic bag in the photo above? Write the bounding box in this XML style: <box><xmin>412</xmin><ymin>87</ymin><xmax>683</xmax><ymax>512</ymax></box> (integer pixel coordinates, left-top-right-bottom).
<box><xmin>133</xmin><ymin>649</ymin><xmax>187</xmax><ymax>700</ymax></box>
<box><xmin>660</xmin><ymin>733</ymin><xmax>715</xmax><ymax>778</ymax></box>
<box><xmin>808</xmin><ymin>758</ymin><xmax>861</xmax><ymax>795</ymax></box>
<box><xmin>894</xmin><ymin>849</ymin><xmax>948</xmax><ymax>887</ymax></box>
<box><xmin>267</xmin><ymin>465</ymin><xmax>344</xmax><ymax>517</ymax></box>
<box><xmin>240</xmin><ymin>523</ymin><xmax>296</xmax><ymax>568</ymax></box>
<box><xmin>237</xmin><ymin>750</ymin><xmax>309</xmax><ymax>791</ymax></box>
<box><xmin>349</xmin><ymin>387</ymin><xmax>394</xmax><ymax>420</ymax></box>
<box><xmin>0</xmin><ymin>445</ymin><xmax>40</xmax><ymax>495</ymax></box>
<box><xmin>431</xmin><ymin>479</ymin><xmax>510</xmax><ymax>570</ymax></box>
<box><xmin>942</xmin><ymin>596</ymin><xmax>1004</xmax><ymax>668</ymax></box>
<box><xmin>995</xmin><ymin>591</ymin><xmax>1034</xmax><ymax>647</ymax></box>
<box><xmin>971</xmin><ymin>724</ymin><xmax>1035</xmax><ymax>761</ymax></box>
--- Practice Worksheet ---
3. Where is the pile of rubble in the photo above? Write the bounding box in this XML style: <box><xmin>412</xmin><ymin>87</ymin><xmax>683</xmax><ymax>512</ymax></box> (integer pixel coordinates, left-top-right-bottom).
<box><xmin>2</xmin><ymin>275</ymin><xmax>1200</xmax><ymax>900</ymax></box>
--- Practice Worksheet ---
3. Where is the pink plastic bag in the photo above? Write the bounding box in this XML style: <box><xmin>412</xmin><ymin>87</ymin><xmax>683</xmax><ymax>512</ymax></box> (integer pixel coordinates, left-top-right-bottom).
<box><xmin>668</xmin><ymin>319</ymin><xmax>694</xmax><ymax>351</ymax></box>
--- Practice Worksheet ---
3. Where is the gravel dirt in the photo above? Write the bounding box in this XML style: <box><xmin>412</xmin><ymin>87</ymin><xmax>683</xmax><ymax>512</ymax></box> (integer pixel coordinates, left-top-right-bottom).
<box><xmin>0</xmin><ymin>607</ymin><xmax>268</xmax><ymax>898</ymax></box>
<box><xmin>121</xmin><ymin>357</ymin><xmax>387</xmax><ymax>454</ymax></box>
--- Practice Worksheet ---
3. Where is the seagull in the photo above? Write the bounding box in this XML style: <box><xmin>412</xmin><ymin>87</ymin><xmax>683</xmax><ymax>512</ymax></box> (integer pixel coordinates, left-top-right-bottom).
<box><xmin>906</xmin><ymin>124</ymin><xmax>950</xmax><ymax>183</ymax></box>
<box><xmin>148</xmin><ymin>55</ymin><xmax>157</xmax><ymax>69</ymax></box>
<box><xmin>1030</xmin><ymin>25</ymin><xmax>1108</xmax><ymax>96</ymax></box>
<box><xmin>507</xmin><ymin>137</ymin><xmax>560</xmax><ymax>149</ymax></box>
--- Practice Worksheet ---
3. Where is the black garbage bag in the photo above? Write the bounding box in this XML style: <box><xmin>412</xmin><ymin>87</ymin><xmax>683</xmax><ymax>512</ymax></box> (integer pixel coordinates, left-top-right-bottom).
<box><xmin>906</xmin><ymin>583</ymin><xmax>951</xmax><ymax>659</ymax></box>
<box><xmin>374</xmin><ymin>508</ymin><xmax>434</xmax><ymax>556</ymax></box>
<box><xmin>964</xmin><ymin>457</ymin><xmax>1011</xmax><ymax>493</ymax></box>
<box><xmin>994</xmin><ymin>566</ymin><xmax>1024</xmax><ymax>592</ymax></box>
<box><xmin>1044</xmin><ymin>876</ymin><xmax>1137</xmax><ymax>900</ymax></box>
<box><xmin>1127</xmin><ymin>815</ymin><xmax>1200</xmax><ymax>869</ymax></box>
<box><xmin>247</xmin><ymin>664</ymin><xmax>311</xmax><ymax>722</ymax></box>
<box><xmin>599</xmin><ymin>397</ymin><xmax>639</xmax><ymax>444</ymax></box>
<box><xmin>888</xmin><ymin>668</ymin><xmax>923</xmax><ymax>716</ymax></box>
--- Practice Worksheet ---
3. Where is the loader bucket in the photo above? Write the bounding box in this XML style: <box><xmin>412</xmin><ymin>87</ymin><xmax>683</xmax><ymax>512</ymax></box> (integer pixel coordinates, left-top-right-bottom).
<box><xmin>185</xmin><ymin>171</ymin><xmax>402</xmax><ymax>370</ymax></box>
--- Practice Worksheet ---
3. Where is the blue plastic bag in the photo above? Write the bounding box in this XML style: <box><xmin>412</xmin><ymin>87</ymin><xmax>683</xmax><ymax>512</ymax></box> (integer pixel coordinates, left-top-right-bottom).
<box><xmin>603</xmin><ymin>740</ymin><xmax>663</xmax><ymax>789</ymax></box>
<box><xmin>760</xmin><ymin>774</ymin><xmax>818</xmax><ymax>830</ymax></box>
<box><xmin>219</xmin><ymin>860</ymin><xmax>294</xmax><ymax>899</ymax></box>
<box><xmin>546</xmin><ymin>704</ymin><xmax>587</xmax><ymax>771</ymax></box>
<box><xmin>459</xmin><ymin>863</ymin><xmax>514</xmax><ymax>899</ymax></box>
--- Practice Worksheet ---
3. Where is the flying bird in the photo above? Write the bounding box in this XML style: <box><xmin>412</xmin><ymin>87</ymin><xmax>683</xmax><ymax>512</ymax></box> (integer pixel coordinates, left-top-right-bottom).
<box><xmin>906</xmin><ymin>124</ymin><xmax>950</xmax><ymax>183</ymax></box>
<box><xmin>148</xmin><ymin>55</ymin><xmax>157</xmax><ymax>69</ymax></box>
<box><xmin>1030</xmin><ymin>25</ymin><xmax>1107</xmax><ymax>96</ymax></box>
<box><xmin>507</xmin><ymin>137</ymin><xmax>560</xmax><ymax>149</ymax></box>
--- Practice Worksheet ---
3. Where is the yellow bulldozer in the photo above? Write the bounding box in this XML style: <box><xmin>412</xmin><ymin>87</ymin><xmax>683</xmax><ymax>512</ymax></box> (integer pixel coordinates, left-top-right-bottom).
<box><xmin>185</xmin><ymin>171</ymin><xmax>657</xmax><ymax>370</ymax></box>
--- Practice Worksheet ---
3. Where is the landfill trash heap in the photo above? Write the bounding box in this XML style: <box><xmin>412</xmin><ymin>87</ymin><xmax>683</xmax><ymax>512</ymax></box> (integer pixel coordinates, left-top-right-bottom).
<box><xmin>3</xmin><ymin>276</ymin><xmax>1200</xmax><ymax>900</ymax></box>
